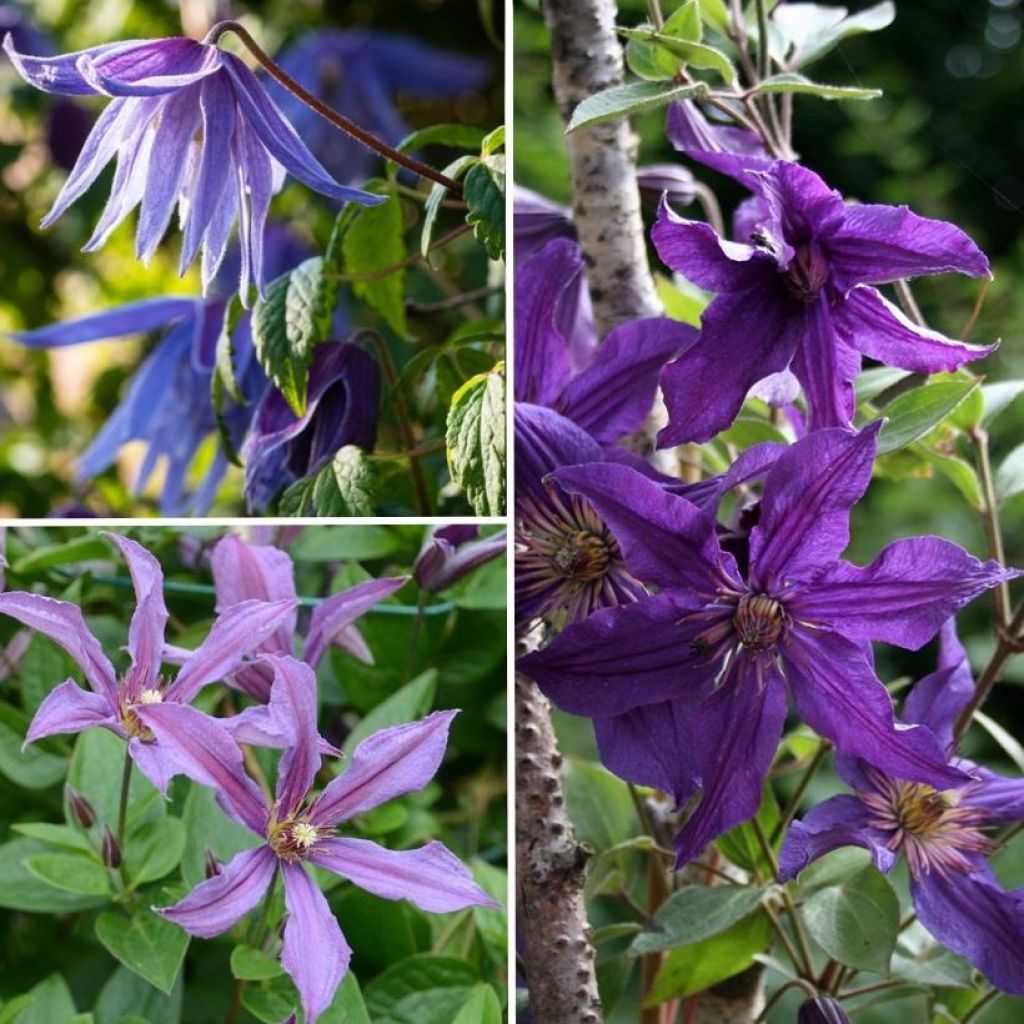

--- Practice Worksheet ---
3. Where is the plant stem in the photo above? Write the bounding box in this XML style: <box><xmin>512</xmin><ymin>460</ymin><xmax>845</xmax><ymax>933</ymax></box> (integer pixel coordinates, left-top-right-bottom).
<box><xmin>116</xmin><ymin>745</ymin><xmax>132</xmax><ymax>886</ymax></box>
<box><xmin>646</xmin><ymin>0</ymin><xmax>665</xmax><ymax>29</ymax></box>
<box><xmin>224</xmin><ymin>979</ymin><xmax>244</xmax><ymax>1024</ymax></box>
<box><xmin>772</xmin><ymin>741</ymin><xmax>831</xmax><ymax>843</ymax></box>
<box><xmin>962</xmin><ymin>988</ymin><xmax>999</xmax><ymax>1023</ymax></box>
<box><xmin>754</xmin><ymin>0</ymin><xmax>771</xmax><ymax>82</ymax></box>
<box><xmin>761</xmin><ymin>903</ymin><xmax>806</xmax><ymax>979</ymax></box>
<box><xmin>406</xmin><ymin>590</ymin><xmax>428</xmax><ymax>676</ymax></box>
<box><xmin>205</xmin><ymin>21</ymin><xmax>461</xmax><ymax>192</ymax></box>
<box><xmin>838</xmin><ymin>978</ymin><xmax>911</xmax><ymax>999</ymax></box>
<box><xmin>327</xmin><ymin>222</ymin><xmax>473</xmax><ymax>283</ymax></box>
<box><xmin>894</xmin><ymin>278</ymin><xmax>926</xmax><ymax>327</ymax></box>
<box><xmin>753</xmin><ymin>979</ymin><xmax>818</xmax><ymax>1023</ymax></box>
<box><xmin>970</xmin><ymin>426</ymin><xmax>1011</xmax><ymax>627</ymax></box>
<box><xmin>406</xmin><ymin>285</ymin><xmax>504</xmax><ymax>313</ymax></box>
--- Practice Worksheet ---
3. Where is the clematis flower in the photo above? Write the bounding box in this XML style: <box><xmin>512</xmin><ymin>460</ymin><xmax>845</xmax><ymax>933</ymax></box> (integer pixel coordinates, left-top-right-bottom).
<box><xmin>780</xmin><ymin>623</ymin><xmax>1024</xmax><ymax>995</ymax></box>
<box><xmin>138</xmin><ymin>655</ymin><xmax>498</xmax><ymax>1024</ymax></box>
<box><xmin>2</xmin><ymin>32</ymin><xmax>384</xmax><ymax>298</ymax></box>
<box><xmin>413</xmin><ymin>525</ymin><xmax>506</xmax><ymax>593</ymax></box>
<box><xmin>519</xmin><ymin>426</ymin><xmax>1016</xmax><ymax>864</ymax></box>
<box><xmin>267</xmin><ymin>29</ymin><xmax>491</xmax><ymax>186</ymax></box>
<box><xmin>666</xmin><ymin>99</ymin><xmax>768</xmax><ymax>162</ymax></box>
<box><xmin>2</xmin><ymin>533</ymin><xmax>296</xmax><ymax>792</ymax></box>
<box><xmin>651</xmin><ymin>159</ymin><xmax>993</xmax><ymax>444</ymax></box>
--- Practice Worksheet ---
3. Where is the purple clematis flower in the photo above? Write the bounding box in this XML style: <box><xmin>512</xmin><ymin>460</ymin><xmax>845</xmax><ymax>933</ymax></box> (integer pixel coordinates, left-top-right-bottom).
<box><xmin>268</xmin><ymin>29</ymin><xmax>491</xmax><ymax>187</ymax></box>
<box><xmin>519</xmin><ymin>426</ymin><xmax>1016</xmax><ymax>864</ymax></box>
<box><xmin>2</xmin><ymin>32</ymin><xmax>384</xmax><ymax>298</ymax></box>
<box><xmin>652</xmin><ymin>159</ymin><xmax>993</xmax><ymax>444</ymax></box>
<box><xmin>138</xmin><ymin>655</ymin><xmax>498</xmax><ymax>1024</ymax></box>
<box><xmin>666</xmin><ymin>99</ymin><xmax>769</xmax><ymax>162</ymax></box>
<box><xmin>2</xmin><ymin>533</ymin><xmax>296</xmax><ymax>792</ymax></box>
<box><xmin>780</xmin><ymin>622</ymin><xmax>1024</xmax><ymax>994</ymax></box>
<box><xmin>413</xmin><ymin>525</ymin><xmax>506</xmax><ymax>593</ymax></box>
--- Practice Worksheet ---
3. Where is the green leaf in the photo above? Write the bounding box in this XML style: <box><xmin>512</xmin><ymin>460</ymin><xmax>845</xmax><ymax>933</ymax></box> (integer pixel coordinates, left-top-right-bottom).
<box><xmin>211</xmin><ymin>293</ymin><xmax>247</xmax><ymax>466</ymax></box>
<box><xmin>343</xmin><ymin>190</ymin><xmax>408</xmax><ymax>334</ymax></box>
<box><xmin>451</xmin><ymin>985</ymin><xmax>502</xmax><ymax>1024</ymax></box>
<box><xmin>9</xmin><ymin>975</ymin><xmax>76</xmax><ymax>1024</ymax></box>
<box><xmin>791</xmin><ymin>846</ymin><xmax>872</xmax><ymax>895</ymax></box>
<box><xmin>290</xmin><ymin>525</ymin><xmax>399</xmax><ymax>561</ymax></box>
<box><xmin>626</xmin><ymin>34</ymin><xmax>683</xmax><ymax>80</ymax></box>
<box><xmin>126</xmin><ymin>816</ymin><xmax>185</xmax><ymax>886</ymax></box>
<box><xmin>230</xmin><ymin>945</ymin><xmax>285</xmax><ymax>982</ymax></box>
<box><xmin>855</xmin><ymin>366</ymin><xmax>912</xmax><ymax>405</ymax></box>
<box><xmin>12</xmin><ymin>822</ymin><xmax>92</xmax><ymax>854</ymax></box>
<box><xmin>421</xmin><ymin>155</ymin><xmax>478</xmax><ymax>258</ymax></box>
<box><xmin>180</xmin><ymin>785</ymin><xmax>259</xmax><ymax>888</ymax></box>
<box><xmin>563</xmin><ymin>757</ymin><xmax>638</xmax><ymax>852</ymax></box>
<box><xmin>654</xmin><ymin>274</ymin><xmax>708</xmax><ymax>326</ymax></box>
<box><xmin>715</xmin><ymin>782</ymin><xmax>781</xmax><ymax>875</ymax></box>
<box><xmin>464</xmin><ymin>156</ymin><xmax>505</xmax><ymax>261</ymax></box>
<box><xmin>619</xmin><ymin>28</ymin><xmax>736</xmax><ymax>85</ymax></box>
<box><xmin>981</xmin><ymin>380</ymin><xmax>1024</xmax><ymax>425</ymax></box>
<box><xmin>11</xmin><ymin>534</ymin><xmax>111</xmax><ymax>574</ymax></box>
<box><xmin>242</xmin><ymin>983</ymin><xmax>296</xmax><ymax>1024</ymax></box>
<box><xmin>752</xmin><ymin>72</ymin><xmax>882</xmax><ymax>100</ymax></box>
<box><xmin>25</xmin><ymin>852</ymin><xmax>111</xmax><ymax>896</ymax></box>
<box><xmin>446</xmin><ymin>364</ymin><xmax>505</xmax><ymax>516</ymax></box>
<box><xmin>95</xmin><ymin>908</ymin><xmax>190</xmax><ymax>994</ymax></box>
<box><xmin>874</xmin><ymin>377</ymin><xmax>980</xmax><ymax>455</ymax></box>
<box><xmin>630</xmin><ymin>885</ymin><xmax>768</xmax><ymax>954</ymax></box>
<box><xmin>567</xmin><ymin>80</ymin><xmax>709</xmax><ymax>131</ymax></box>
<box><xmin>663</xmin><ymin>0</ymin><xmax>703</xmax><ymax>42</ymax></box>
<box><xmin>395</xmin><ymin>123</ymin><xmax>486</xmax><ymax>156</ymax></box>
<box><xmin>0</xmin><ymin>837</ymin><xmax>107</xmax><ymax>913</ymax></box>
<box><xmin>891</xmin><ymin>947</ymin><xmax>974</xmax><ymax>988</ymax></box>
<box><xmin>93</xmin><ymin>966</ymin><xmax>182</xmax><ymax>1024</ymax></box>
<box><xmin>342</xmin><ymin>670</ymin><xmax>438</xmax><ymax>756</ymax></box>
<box><xmin>252</xmin><ymin>256</ymin><xmax>336</xmax><ymax>417</ymax></box>
<box><xmin>309</xmin><ymin>445</ymin><xmax>378</xmax><ymax>516</ymax></box>
<box><xmin>974</xmin><ymin>709</ymin><xmax>1024</xmax><ymax>774</ymax></box>
<box><xmin>363</xmin><ymin>955</ymin><xmax>480</xmax><ymax>1024</ymax></box>
<box><xmin>319</xmin><ymin>973</ymin><xmax>372</xmax><ymax>1024</ymax></box>
<box><xmin>645</xmin><ymin>912</ymin><xmax>771</xmax><ymax>1004</ymax></box>
<box><xmin>803</xmin><ymin>866</ymin><xmax>899</xmax><ymax>974</ymax></box>
<box><xmin>0</xmin><ymin>702</ymin><xmax>67</xmax><ymax>789</ymax></box>
<box><xmin>480</xmin><ymin>125</ymin><xmax>505</xmax><ymax>155</ymax></box>
<box><xmin>772</xmin><ymin>1</ymin><xmax>895</xmax><ymax>66</ymax></box>
<box><xmin>700</xmin><ymin>0</ymin><xmax>731</xmax><ymax>35</ymax></box>
<box><xmin>922</xmin><ymin>449</ymin><xmax>982</xmax><ymax>508</ymax></box>
<box><xmin>997</xmin><ymin>442</ymin><xmax>1024</xmax><ymax>502</ymax></box>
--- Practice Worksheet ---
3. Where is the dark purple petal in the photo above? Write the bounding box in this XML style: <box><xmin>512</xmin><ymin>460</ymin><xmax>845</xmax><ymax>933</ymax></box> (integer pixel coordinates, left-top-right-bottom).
<box><xmin>637</xmin><ymin>163</ymin><xmax>698</xmax><ymax>209</ymax></box>
<box><xmin>76</xmin><ymin>38</ymin><xmax>223</xmax><ymax>97</ymax></box>
<box><xmin>782</xmin><ymin>628</ymin><xmax>966</xmax><ymax>790</ymax></box>
<box><xmin>310</xmin><ymin>711</ymin><xmax>456</xmax><ymax>828</ymax></box>
<box><xmin>674</xmin><ymin>669</ymin><xmax>789</xmax><ymax>865</ymax></box>
<box><xmin>903</xmin><ymin>621</ymin><xmax>974</xmax><ymax>749</ymax></box>
<box><xmin>514</xmin><ymin>238</ymin><xmax>576</xmax><ymax>407</ymax></box>
<box><xmin>304</xmin><ymin>577</ymin><xmax>408</xmax><ymax>668</ymax></box>
<box><xmin>518</xmin><ymin>595</ymin><xmax>710</xmax><ymax>717</ymax></box>
<box><xmin>828</xmin><ymin>203</ymin><xmax>990</xmax><ymax>290</ymax></box>
<box><xmin>911</xmin><ymin>858</ymin><xmax>1024</xmax><ymax>996</ymax></box>
<box><xmin>312</xmin><ymin>837</ymin><xmax>498</xmax><ymax>913</ymax></box>
<box><xmin>0</xmin><ymin>593</ymin><xmax>117</xmax><ymax>702</ymax></box>
<box><xmin>513</xmin><ymin>185</ymin><xmax>575</xmax><ymax>265</ymax></box>
<box><xmin>558</xmin><ymin>317</ymin><xmax>697</xmax><ymax>444</ymax></box>
<box><xmin>414</xmin><ymin>530</ymin><xmax>505</xmax><ymax>593</ymax></box>
<box><xmin>794</xmin><ymin>538</ymin><xmax>1016</xmax><ymax>650</ymax></box>
<box><xmin>963</xmin><ymin>768</ymin><xmax>1024</xmax><ymax>825</ymax></box>
<box><xmin>281</xmin><ymin>863</ymin><xmax>351</xmax><ymax>1024</ymax></box>
<box><xmin>514</xmin><ymin>403</ymin><xmax>603</xmax><ymax>506</ymax></box>
<box><xmin>778</xmin><ymin>794</ymin><xmax>897</xmax><ymax>881</ymax></box>
<box><xmin>158</xmin><ymin>845</ymin><xmax>275</xmax><ymax>938</ymax></box>
<box><xmin>551</xmin><ymin>461</ymin><xmax>738</xmax><ymax>595</ymax></box>
<box><xmin>666</xmin><ymin>100</ymin><xmax>767</xmax><ymax>159</ymax></box>
<box><xmin>836</xmin><ymin>287</ymin><xmax>996</xmax><ymax>373</ymax></box>
<box><xmin>25</xmin><ymin>680</ymin><xmax>116</xmax><ymax>744</ymax></box>
<box><xmin>749</xmin><ymin>424</ymin><xmax>880</xmax><ymax>589</ymax></box>
<box><xmin>135</xmin><ymin>702</ymin><xmax>267</xmax><ymax>835</ymax></box>
<box><xmin>789</xmin><ymin>296</ymin><xmax>860</xmax><ymax>431</ymax></box>
<box><xmin>165</xmin><ymin>598</ymin><xmax>298</xmax><ymax>703</ymax></box>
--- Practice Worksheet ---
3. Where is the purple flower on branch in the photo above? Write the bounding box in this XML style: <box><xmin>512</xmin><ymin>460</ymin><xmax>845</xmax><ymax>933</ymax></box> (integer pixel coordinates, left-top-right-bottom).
<box><xmin>2</xmin><ymin>32</ymin><xmax>384</xmax><ymax>298</ymax></box>
<box><xmin>780</xmin><ymin>623</ymin><xmax>1024</xmax><ymax>994</ymax></box>
<box><xmin>413</xmin><ymin>525</ymin><xmax>506</xmax><ymax>593</ymax></box>
<box><xmin>652</xmin><ymin>159</ymin><xmax>993</xmax><ymax>444</ymax></box>
<box><xmin>519</xmin><ymin>426</ymin><xmax>1016</xmax><ymax>864</ymax></box>
<box><xmin>3</xmin><ymin>533</ymin><xmax>296</xmax><ymax>792</ymax></box>
<box><xmin>137</xmin><ymin>655</ymin><xmax>497</xmax><ymax>1024</ymax></box>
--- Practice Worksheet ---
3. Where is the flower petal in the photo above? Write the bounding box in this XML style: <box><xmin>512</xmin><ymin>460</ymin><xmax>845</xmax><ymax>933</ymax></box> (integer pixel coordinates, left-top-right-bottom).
<box><xmin>128</xmin><ymin>735</ymin><xmax>180</xmax><ymax>794</ymax></box>
<box><xmin>158</xmin><ymin>845</ymin><xmax>275</xmax><ymax>938</ymax></box>
<box><xmin>263</xmin><ymin>656</ymin><xmax>321</xmax><ymax>817</ymax></box>
<box><xmin>963</xmin><ymin>767</ymin><xmax>1024</xmax><ymax>825</ymax></box>
<box><xmin>281</xmin><ymin>863</ymin><xmax>351</xmax><ymax>1024</ymax></box>
<box><xmin>0</xmin><ymin>593</ymin><xmax>117</xmax><ymax>702</ymax></box>
<box><xmin>514</xmin><ymin>402</ymin><xmax>603</xmax><ymax>507</ymax></box>
<box><xmin>77</xmin><ymin>38</ymin><xmax>223</xmax><ymax>97</ymax></box>
<box><xmin>25</xmin><ymin>679</ymin><xmax>116</xmax><ymax>744</ymax></box>
<box><xmin>902</xmin><ymin>621</ymin><xmax>974</xmax><ymax>749</ymax></box>
<box><xmin>782</xmin><ymin>628</ymin><xmax>966</xmax><ymax>790</ymax></box>
<box><xmin>310</xmin><ymin>711</ymin><xmax>456</xmax><ymax>827</ymax></box>
<box><xmin>304</xmin><ymin>577</ymin><xmax>408</xmax><ymax>669</ymax></box>
<box><xmin>312</xmin><ymin>837</ymin><xmax>498</xmax><ymax>913</ymax></box>
<box><xmin>2</xmin><ymin>33</ymin><xmax>138</xmax><ymax>94</ymax></box>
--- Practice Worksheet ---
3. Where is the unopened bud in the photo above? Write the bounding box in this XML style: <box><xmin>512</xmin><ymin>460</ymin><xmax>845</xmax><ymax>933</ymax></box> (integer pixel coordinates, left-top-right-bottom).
<box><xmin>66</xmin><ymin>786</ymin><xmax>96</xmax><ymax>828</ymax></box>
<box><xmin>101</xmin><ymin>827</ymin><xmax>122</xmax><ymax>869</ymax></box>
<box><xmin>798</xmin><ymin>997</ymin><xmax>851</xmax><ymax>1024</ymax></box>
<box><xmin>204</xmin><ymin>849</ymin><xmax>222</xmax><ymax>879</ymax></box>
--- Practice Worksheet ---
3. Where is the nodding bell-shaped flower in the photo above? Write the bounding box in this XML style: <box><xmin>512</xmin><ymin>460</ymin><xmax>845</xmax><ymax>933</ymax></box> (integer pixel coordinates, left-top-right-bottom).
<box><xmin>797</xmin><ymin>996</ymin><xmax>851</xmax><ymax>1024</ymax></box>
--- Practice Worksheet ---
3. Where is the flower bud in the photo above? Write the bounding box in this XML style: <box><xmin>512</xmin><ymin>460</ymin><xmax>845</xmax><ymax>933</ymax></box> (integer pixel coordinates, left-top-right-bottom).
<box><xmin>204</xmin><ymin>849</ymin><xmax>222</xmax><ymax>879</ymax></box>
<box><xmin>65</xmin><ymin>786</ymin><xmax>96</xmax><ymax>829</ymax></box>
<box><xmin>101</xmin><ymin>826</ymin><xmax>122</xmax><ymax>869</ymax></box>
<box><xmin>413</xmin><ymin>526</ymin><xmax>505</xmax><ymax>592</ymax></box>
<box><xmin>797</xmin><ymin>996</ymin><xmax>851</xmax><ymax>1024</ymax></box>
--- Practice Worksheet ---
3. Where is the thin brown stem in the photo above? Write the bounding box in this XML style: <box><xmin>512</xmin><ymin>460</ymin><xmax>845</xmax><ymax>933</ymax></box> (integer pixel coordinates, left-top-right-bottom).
<box><xmin>406</xmin><ymin>285</ymin><xmax>503</xmax><ymax>313</ymax></box>
<box><xmin>894</xmin><ymin>278</ymin><xmax>926</xmax><ymax>327</ymax></box>
<box><xmin>754</xmin><ymin>979</ymin><xmax>818</xmax><ymax>1023</ymax></box>
<box><xmin>838</xmin><ymin>978</ymin><xmax>911</xmax><ymax>999</ymax></box>
<box><xmin>327</xmin><ymin>222</ymin><xmax>473</xmax><ymax>283</ymax></box>
<box><xmin>205</xmin><ymin>21</ymin><xmax>461</xmax><ymax>191</ymax></box>
<box><xmin>772</xmin><ymin>741</ymin><xmax>831</xmax><ymax>843</ymax></box>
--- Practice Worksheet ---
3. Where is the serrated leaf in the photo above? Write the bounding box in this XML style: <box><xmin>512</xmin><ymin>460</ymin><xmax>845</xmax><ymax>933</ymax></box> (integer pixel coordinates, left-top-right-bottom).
<box><xmin>753</xmin><ymin>72</ymin><xmax>881</xmax><ymax>100</ymax></box>
<box><xmin>464</xmin><ymin>156</ymin><xmax>505</xmax><ymax>261</ymax></box>
<box><xmin>567</xmin><ymin>80</ymin><xmax>709</xmax><ymax>131</ymax></box>
<box><xmin>25</xmin><ymin>853</ymin><xmax>111</xmax><ymax>896</ymax></box>
<box><xmin>310</xmin><ymin>446</ymin><xmax>378</xmax><ymax>517</ymax></box>
<box><xmin>421</xmin><ymin>155</ymin><xmax>478</xmax><ymax>258</ymax></box>
<box><xmin>343</xmin><ymin>190</ymin><xmax>407</xmax><ymax>334</ymax></box>
<box><xmin>874</xmin><ymin>377</ymin><xmax>980</xmax><ymax>455</ymax></box>
<box><xmin>631</xmin><ymin>884</ymin><xmax>767</xmax><ymax>954</ymax></box>
<box><xmin>230</xmin><ymin>945</ymin><xmax>285</xmax><ymax>981</ymax></box>
<box><xmin>95</xmin><ymin>908</ymin><xmax>190</xmax><ymax>994</ymax></box>
<box><xmin>446</xmin><ymin>364</ymin><xmax>505</xmax><ymax>516</ymax></box>
<box><xmin>619</xmin><ymin>28</ymin><xmax>736</xmax><ymax>85</ymax></box>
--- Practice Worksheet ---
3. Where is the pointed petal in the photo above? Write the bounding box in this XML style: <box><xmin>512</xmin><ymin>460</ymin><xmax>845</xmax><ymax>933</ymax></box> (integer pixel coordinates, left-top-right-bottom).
<box><xmin>312</xmin><ymin>837</ymin><xmax>498</xmax><ymax>913</ymax></box>
<box><xmin>552</xmin><ymin>461</ymin><xmax>738</xmax><ymax>595</ymax></box>
<box><xmin>964</xmin><ymin>768</ymin><xmax>1024</xmax><ymax>825</ymax></box>
<box><xmin>911</xmin><ymin>859</ymin><xmax>1024</xmax><ymax>996</ymax></box>
<box><xmin>2</xmin><ymin>33</ymin><xmax>134</xmax><ymax>94</ymax></box>
<box><xmin>782</xmin><ymin>628</ymin><xmax>966</xmax><ymax>790</ymax></box>
<box><xmin>77</xmin><ymin>38</ymin><xmax>223</xmax><ymax>97</ymax></box>
<box><xmin>8</xmin><ymin>297</ymin><xmax>197</xmax><ymax>348</ymax></box>
<box><xmin>903</xmin><ymin>621</ymin><xmax>974</xmax><ymax>749</ymax></box>
<box><xmin>263</xmin><ymin>656</ymin><xmax>321</xmax><ymax>817</ymax></box>
<box><xmin>128</xmin><ymin>735</ymin><xmax>180</xmax><ymax>794</ymax></box>
<box><xmin>0</xmin><ymin>593</ymin><xmax>117</xmax><ymax>702</ymax></box>
<box><xmin>25</xmin><ymin>680</ymin><xmax>116</xmax><ymax>744</ymax></box>
<box><xmin>165</xmin><ymin>598</ymin><xmax>298</xmax><ymax>703</ymax></box>
<box><xmin>778</xmin><ymin>794</ymin><xmax>896</xmax><ymax>881</ymax></box>
<box><xmin>829</xmin><ymin>203</ymin><xmax>989</xmax><ymax>290</ymax></box>
<box><xmin>518</xmin><ymin>595</ymin><xmax>710</xmax><ymax>717</ymax></box>
<box><xmin>310</xmin><ymin>711</ymin><xmax>456</xmax><ymax>828</ymax></box>
<box><xmin>837</xmin><ymin>287</ymin><xmax>996</xmax><ymax>373</ymax></box>
<box><xmin>749</xmin><ymin>424</ymin><xmax>880</xmax><ymax>588</ymax></box>
<box><xmin>105</xmin><ymin>533</ymin><xmax>168</xmax><ymax>691</ymax></box>
<box><xmin>134</xmin><ymin>702</ymin><xmax>267</xmax><ymax>835</ymax></box>
<box><xmin>674</xmin><ymin>670</ymin><xmax>788</xmax><ymax>865</ymax></box>
<box><xmin>789</xmin><ymin>295</ymin><xmax>860</xmax><ymax>431</ymax></box>
<box><xmin>559</xmin><ymin>317</ymin><xmax>697</xmax><ymax>444</ymax></box>
<box><xmin>281</xmin><ymin>864</ymin><xmax>351</xmax><ymax>1024</ymax></box>
<box><xmin>794</xmin><ymin>538</ymin><xmax>1016</xmax><ymax>650</ymax></box>
<box><xmin>159</xmin><ymin>845</ymin><xmax>275</xmax><ymax>938</ymax></box>
<box><xmin>304</xmin><ymin>578</ymin><xmax>408</xmax><ymax>669</ymax></box>
<box><xmin>514</xmin><ymin>402</ymin><xmax>603</xmax><ymax>506</ymax></box>
<box><xmin>233</xmin><ymin>114</ymin><xmax>275</xmax><ymax>293</ymax></box>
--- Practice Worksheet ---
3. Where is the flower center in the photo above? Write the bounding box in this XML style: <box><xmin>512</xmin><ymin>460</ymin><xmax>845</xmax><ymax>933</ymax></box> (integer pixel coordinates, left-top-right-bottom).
<box><xmin>783</xmin><ymin>243</ymin><xmax>828</xmax><ymax>302</ymax></box>
<box><xmin>268</xmin><ymin>818</ymin><xmax>323</xmax><ymax>861</ymax></box>
<box><xmin>551</xmin><ymin>530</ymin><xmax>612</xmax><ymax>581</ymax></box>
<box><xmin>732</xmin><ymin>593</ymin><xmax>786</xmax><ymax>650</ymax></box>
<box><xmin>861</xmin><ymin>773</ymin><xmax>994</xmax><ymax>879</ymax></box>
<box><xmin>138</xmin><ymin>689</ymin><xmax>163</xmax><ymax>705</ymax></box>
